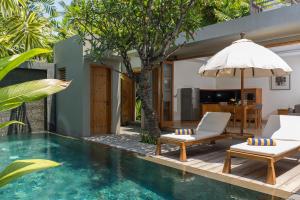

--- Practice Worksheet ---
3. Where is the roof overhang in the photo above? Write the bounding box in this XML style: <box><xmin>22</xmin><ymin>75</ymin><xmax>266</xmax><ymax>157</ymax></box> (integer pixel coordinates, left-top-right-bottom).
<box><xmin>171</xmin><ymin>4</ymin><xmax>300</xmax><ymax>60</ymax></box>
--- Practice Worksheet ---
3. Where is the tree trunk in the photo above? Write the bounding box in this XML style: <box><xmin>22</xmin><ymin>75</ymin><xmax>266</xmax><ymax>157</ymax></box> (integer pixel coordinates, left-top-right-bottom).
<box><xmin>137</xmin><ymin>69</ymin><xmax>161</xmax><ymax>137</ymax></box>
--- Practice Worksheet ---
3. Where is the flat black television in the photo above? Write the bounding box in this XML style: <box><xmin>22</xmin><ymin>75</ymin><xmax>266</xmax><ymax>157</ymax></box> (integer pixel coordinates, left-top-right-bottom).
<box><xmin>199</xmin><ymin>90</ymin><xmax>216</xmax><ymax>103</ymax></box>
<box><xmin>200</xmin><ymin>90</ymin><xmax>241</xmax><ymax>103</ymax></box>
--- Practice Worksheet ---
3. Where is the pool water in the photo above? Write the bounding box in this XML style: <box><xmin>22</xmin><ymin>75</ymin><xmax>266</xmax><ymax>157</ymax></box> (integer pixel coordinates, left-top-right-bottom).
<box><xmin>0</xmin><ymin>133</ymin><xmax>282</xmax><ymax>200</ymax></box>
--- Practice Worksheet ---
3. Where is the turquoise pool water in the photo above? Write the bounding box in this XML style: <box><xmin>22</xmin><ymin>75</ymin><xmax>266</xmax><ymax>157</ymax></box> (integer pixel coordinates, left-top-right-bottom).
<box><xmin>0</xmin><ymin>133</ymin><xmax>282</xmax><ymax>200</ymax></box>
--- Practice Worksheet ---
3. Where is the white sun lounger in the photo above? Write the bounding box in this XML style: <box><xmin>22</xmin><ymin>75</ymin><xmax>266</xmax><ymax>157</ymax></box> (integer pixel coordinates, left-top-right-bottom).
<box><xmin>223</xmin><ymin>115</ymin><xmax>300</xmax><ymax>185</ymax></box>
<box><xmin>156</xmin><ymin>112</ymin><xmax>231</xmax><ymax>161</ymax></box>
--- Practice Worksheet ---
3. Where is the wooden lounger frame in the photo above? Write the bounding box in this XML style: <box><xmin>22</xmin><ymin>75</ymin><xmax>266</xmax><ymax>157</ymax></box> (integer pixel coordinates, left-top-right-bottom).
<box><xmin>155</xmin><ymin>133</ymin><xmax>231</xmax><ymax>162</ymax></box>
<box><xmin>223</xmin><ymin>147</ymin><xmax>300</xmax><ymax>185</ymax></box>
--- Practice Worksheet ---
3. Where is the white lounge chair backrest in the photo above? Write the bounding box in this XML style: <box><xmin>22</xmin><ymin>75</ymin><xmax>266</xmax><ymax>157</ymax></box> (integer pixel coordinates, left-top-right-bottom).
<box><xmin>195</xmin><ymin>112</ymin><xmax>231</xmax><ymax>134</ymax></box>
<box><xmin>262</xmin><ymin>115</ymin><xmax>300</xmax><ymax>141</ymax></box>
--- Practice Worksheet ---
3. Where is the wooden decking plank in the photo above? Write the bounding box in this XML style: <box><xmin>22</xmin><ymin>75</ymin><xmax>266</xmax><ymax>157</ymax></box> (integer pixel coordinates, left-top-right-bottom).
<box><xmin>277</xmin><ymin>162</ymin><xmax>300</xmax><ymax>187</ymax></box>
<box><xmin>231</xmin><ymin>160</ymin><xmax>264</xmax><ymax>176</ymax></box>
<box><xmin>231</xmin><ymin>157</ymin><xmax>249</xmax><ymax>167</ymax></box>
<box><xmin>146</xmin><ymin>155</ymin><xmax>291</xmax><ymax>199</ymax></box>
<box><xmin>192</xmin><ymin>153</ymin><xmax>225</xmax><ymax>168</ymax></box>
<box><xmin>185</xmin><ymin>150</ymin><xmax>225</xmax><ymax>167</ymax></box>
<box><xmin>150</xmin><ymin>137</ymin><xmax>300</xmax><ymax>199</ymax></box>
<box><xmin>198</xmin><ymin>156</ymin><xmax>226</xmax><ymax>170</ymax></box>
<box><xmin>280</xmin><ymin>173</ymin><xmax>300</xmax><ymax>192</ymax></box>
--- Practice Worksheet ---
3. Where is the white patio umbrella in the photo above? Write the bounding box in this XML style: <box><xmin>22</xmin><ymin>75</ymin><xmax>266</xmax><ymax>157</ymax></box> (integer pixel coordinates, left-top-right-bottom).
<box><xmin>198</xmin><ymin>33</ymin><xmax>292</xmax><ymax>134</ymax></box>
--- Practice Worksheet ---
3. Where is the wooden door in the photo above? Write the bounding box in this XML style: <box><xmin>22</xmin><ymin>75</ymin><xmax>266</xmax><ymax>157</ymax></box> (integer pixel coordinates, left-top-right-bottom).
<box><xmin>121</xmin><ymin>76</ymin><xmax>135</xmax><ymax>125</ymax></box>
<box><xmin>90</xmin><ymin>66</ymin><xmax>111</xmax><ymax>134</ymax></box>
<box><xmin>152</xmin><ymin>67</ymin><xmax>161</xmax><ymax>123</ymax></box>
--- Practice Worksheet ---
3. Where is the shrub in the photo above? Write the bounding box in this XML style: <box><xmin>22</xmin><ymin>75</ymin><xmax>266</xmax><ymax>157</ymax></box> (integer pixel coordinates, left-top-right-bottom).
<box><xmin>140</xmin><ymin>130</ymin><xmax>157</xmax><ymax>145</ymax></box>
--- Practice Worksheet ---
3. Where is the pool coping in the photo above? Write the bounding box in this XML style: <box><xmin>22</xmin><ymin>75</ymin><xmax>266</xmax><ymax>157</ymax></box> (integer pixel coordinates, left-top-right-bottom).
<box><xmin>141</xmin><ymin>155</ymin><xmax>292</xmax><ymax>199</ymax></box>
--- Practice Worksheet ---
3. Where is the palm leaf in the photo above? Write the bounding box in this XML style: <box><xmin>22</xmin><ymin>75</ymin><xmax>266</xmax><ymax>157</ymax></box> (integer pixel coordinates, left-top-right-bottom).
<box><xmin>5</xmin><ymin>12</ymin><xmax>51</xmax><ymax>51</ymax></box>
<box><xmin>0</xmin><ymin>48</ymin><xmax>51</xmax><ymax>80</ymax></box>
<box><xmin>0</xmin><ymin>120</ymin><xmax>25</xmax><ymax>129</ymax></box>
<box><xmin>0</xmin><ymin>159</ymin><xmax>60</xmax><ymax>188</ymax></box>
<box><xmin>0</xmin><ymin>102</ymin><xmax>23</xmax><ymax>112</ymax></box>
<box><xmin>0</xmin><ymin>79</ymin><xmax>70</xmax><ymax>112</ymax></box>
<box><xmin>0</xmin><ymin>0</ymin><xmax>26</xmax><ymax>17</ymax></box>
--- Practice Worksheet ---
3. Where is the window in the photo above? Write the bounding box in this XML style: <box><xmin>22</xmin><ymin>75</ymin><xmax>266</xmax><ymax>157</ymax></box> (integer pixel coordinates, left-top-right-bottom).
<box><xmin>58</xmin><ymin>68</ymin><xmax>66</xmax><ymax>81</ymax></box>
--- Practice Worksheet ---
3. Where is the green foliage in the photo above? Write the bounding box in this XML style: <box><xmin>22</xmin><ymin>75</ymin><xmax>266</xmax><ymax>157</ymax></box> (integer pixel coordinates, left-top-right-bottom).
<box><xmin>0</xmin><ymin>0</ymin><xmax>69</xmax><ymax>58</ymax></box>
<box><xmin>199</xmin><ymin>0</ymin><xmax>250</xmax><ymax>26</ymax></box>
<box><xmin>0</xmin><ymin>79</ymin><xmax>70</xmax><ymax>112</ymax></box>
<box><xmin>0</xmin><ymin>48</ymin><xmax>68</xmax><ymax>188</ymax></box>
<box><xmin>55</xmin><ymin>0</ymin><xmax>77</xmax><ymax>40</ymax></box>
<box><xmin>0</xmin><ymin>1</ymin><xmax>69</xmax><ymax>186</ymax></box>
<box><xmin>0</xmin><ymin>48</ymin><xmax>51</xmax><ymax>80</ymax></box>
<box><xmin>65</xmin><ymin>0</ymin><xmax>253</xmax><ymax>136</ymax></box>
<box><xmin>0</xmin><ymin>0</ymin><xmax>26</xmax><ymax>17</ymax></box>
<box><xmin>66</xmin><ymin>0</ymin><xmax>251</xmax><ymax>60</ymax></box>
<box><xmin>0</xmin><ymin>159</ymin><xmax>60</xmax><ymax>188</ymax></box>
<box><xmin>0</xmin><ymin>48</ymin><xmax>70</xmax><ymax>127</ymax></box>
<box><xmin>6</xmin><ymin>12</ymin><xmax>51</xmax><ymax>51</ymax></box>
<box><xmin>66</xmin><ymin>0</ymin><xmax>203</xmax><ymax>61</ymax></box>
<box><xmin>0</xmin><ymin>120</ymin><xmax>25</xmax><ymax>129</ymax></box>
<box><xmin>140</xmin><ymin>130</ymin><xmax>157</xmax><ymax>145</ymax></box>
<box><xmin>135</xmin><ymin>98</ymin><xmax>142</xmax><ymax>121</ymax></box>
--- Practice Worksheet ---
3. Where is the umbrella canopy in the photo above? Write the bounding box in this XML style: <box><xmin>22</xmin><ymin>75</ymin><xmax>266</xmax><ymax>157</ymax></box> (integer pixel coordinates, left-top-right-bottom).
<box><xmin>198</xmin><ymin>37</ymin><xmax>292</xmax><ymax>134</ymax></box>
<box><xmin>198</xmin><ymin>39</ymin><xmax>292</xmax><ymax>77</ymax></box>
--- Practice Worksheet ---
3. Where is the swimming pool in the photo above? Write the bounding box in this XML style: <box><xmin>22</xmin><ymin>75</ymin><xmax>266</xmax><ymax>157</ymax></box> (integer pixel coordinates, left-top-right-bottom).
<box><xmin>0</xmin><ymin>133</ymin><xmax>281</xmax><ymax>200</ymax></box>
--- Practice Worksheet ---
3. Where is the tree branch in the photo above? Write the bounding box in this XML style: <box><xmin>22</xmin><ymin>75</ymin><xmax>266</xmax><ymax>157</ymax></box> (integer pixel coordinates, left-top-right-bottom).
<box><xmin>152</xmin><ymin>0</ymin><xmax>196</xmax><ymax>62</ymax></box>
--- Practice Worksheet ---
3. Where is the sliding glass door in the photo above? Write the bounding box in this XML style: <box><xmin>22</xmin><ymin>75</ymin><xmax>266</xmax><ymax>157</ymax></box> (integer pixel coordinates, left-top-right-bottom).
<box><xmin>161</xmin><ymin>62</ymin><xmax>173</xmax><ymax>121</ymax></box>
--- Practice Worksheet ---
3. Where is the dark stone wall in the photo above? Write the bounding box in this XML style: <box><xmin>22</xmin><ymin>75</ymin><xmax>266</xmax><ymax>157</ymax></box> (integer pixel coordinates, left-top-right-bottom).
<box><xmin>0</xmin><ymin>62</ymin><xmax>55</xmax><ymax>136</ymax></box>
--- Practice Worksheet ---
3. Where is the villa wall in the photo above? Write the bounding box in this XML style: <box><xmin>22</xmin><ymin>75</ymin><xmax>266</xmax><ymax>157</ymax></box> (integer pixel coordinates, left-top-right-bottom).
<box><xmin>173</xmin><ymin>60</ymin><xmax>216</xmax><ymax>120</ymax></box>
<box><xmin>54</xmin><ymin>35</ymin><xmax>121</xmax><ymax>137</ymax></box>
<box><xmin>54</xmin><ymin>36</ymin><xmax>86</xmax><ymax>137</ymax></box>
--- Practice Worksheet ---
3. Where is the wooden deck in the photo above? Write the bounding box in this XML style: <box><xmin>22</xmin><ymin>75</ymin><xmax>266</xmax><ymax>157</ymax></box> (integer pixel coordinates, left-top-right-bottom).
<box><xmin>142</xmin><ymin>139</ymin><xmax>300</xmax><ymax>199</ymax></box>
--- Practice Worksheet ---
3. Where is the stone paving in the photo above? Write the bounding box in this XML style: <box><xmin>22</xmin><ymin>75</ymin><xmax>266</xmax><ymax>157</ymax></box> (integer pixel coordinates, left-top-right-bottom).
<box><xmin>84</xmin><ymin>125</ymin><xmax>178</xmax><ymax>155</ymax></box>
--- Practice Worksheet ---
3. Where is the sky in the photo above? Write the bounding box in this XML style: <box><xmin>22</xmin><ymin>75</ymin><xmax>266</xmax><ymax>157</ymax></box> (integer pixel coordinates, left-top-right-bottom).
<box><xmin>55</xmin><ymin>0</ymin><xmax>72</xmax><ymax>12</ymax></box>
<box><xmin>54</xmin><ymin>0</ymin><xmax>72</xmax><ymax>21</ymax></box>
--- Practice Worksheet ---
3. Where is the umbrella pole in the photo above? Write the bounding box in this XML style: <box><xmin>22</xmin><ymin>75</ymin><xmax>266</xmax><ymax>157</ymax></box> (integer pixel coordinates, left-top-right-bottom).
<box><xmin>241</xmin><ymin>69</ymin><xmax>245</xmax><ymax>135</ymax></box>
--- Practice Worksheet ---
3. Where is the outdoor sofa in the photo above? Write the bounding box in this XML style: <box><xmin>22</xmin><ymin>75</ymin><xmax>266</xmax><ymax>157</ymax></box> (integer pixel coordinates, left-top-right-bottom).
<box><xmin>156</xmin><ymin>112</ymin><xmax>231</xmax><ymax>161</ymax></box>
<box><xmin>223</xmin><ymin>115</ymin><xmax>300</xmax><ymax>185</ymax></box>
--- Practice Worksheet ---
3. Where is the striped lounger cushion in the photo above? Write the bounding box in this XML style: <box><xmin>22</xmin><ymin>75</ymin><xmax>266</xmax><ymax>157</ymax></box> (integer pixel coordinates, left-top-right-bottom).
<box><xmin>175</xmin><ymin>129</ymin><xmax>194</xmax><ymax>135</ymax></box>
<box><xmin>247</xmin><ymin>138</ymin><xmax>277</xmax><ymax>146</ymax></box>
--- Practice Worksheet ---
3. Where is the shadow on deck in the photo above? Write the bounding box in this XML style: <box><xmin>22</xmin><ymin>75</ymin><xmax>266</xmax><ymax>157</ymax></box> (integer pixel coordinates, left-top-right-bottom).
<box><xmin>145</xmin><ymin>139</ymin><xmax>300</xmax><ymax>199</ymax></box>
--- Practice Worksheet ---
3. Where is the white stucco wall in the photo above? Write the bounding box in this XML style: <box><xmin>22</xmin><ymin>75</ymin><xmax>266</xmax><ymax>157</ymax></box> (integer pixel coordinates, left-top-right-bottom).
<box><xmin>173</xmin><ymin>44</ymin><xmax>300</xmax><ymax>120</ymax></box>
<box><xmin>173</xmin><ymin>60</ymin><xmax>216</xmax><ymax>120</ymax></box>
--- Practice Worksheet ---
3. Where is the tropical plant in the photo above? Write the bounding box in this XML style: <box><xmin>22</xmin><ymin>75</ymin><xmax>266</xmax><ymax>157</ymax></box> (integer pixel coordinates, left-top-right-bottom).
<box><xmin>140</xmin><ymin>130</ymin><xmax>157</xmax><ymax>145</ymax></box>
<box><xmin>66</xmin><ymin>0</ymin><xmax>203</xmax><ymax>138</ymax></box>
<box><xmin>55</xmin><ymin>0</ymin><xmax>77</xmax><ymax>39</ymax></box>
<box><xmin>0</xmin><ymin>49</ymin><xmax>70</xmax><ymax>129</ymax></box>
<box><xmin>65</xmin><ymin>0</ymin><xmax>253</xmax><ymax>138</ymax></box>
<box><xmin>135</xmin><ymin>98</ymin><xmax>142</xmax><ymax>122</ymax></box>
<box><xmin>0</xmin><ymin>48</ymin><xmax>69</xmax><ymax>187</ymax></box>
<box><xmin>0</xmin><ymin>159</ymin><xmax>60</xmax><ymax>188</ymax></box>
<box><xmin>199</xmin><ymin>0</ymin><xmax>250</xmax><ymax>26</ymax></box>
<box><xmin>0</xmin><ymin>0</ymin><xmax>61</xmax><ymax>57</ymax></box>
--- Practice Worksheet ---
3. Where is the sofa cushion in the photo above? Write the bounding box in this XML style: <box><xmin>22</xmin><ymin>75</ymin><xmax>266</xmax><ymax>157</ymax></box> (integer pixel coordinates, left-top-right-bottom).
<box><xmin>231</xmin><ymin>140</ymin><xmax>300</xmax><ymax>156</ymax></box>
